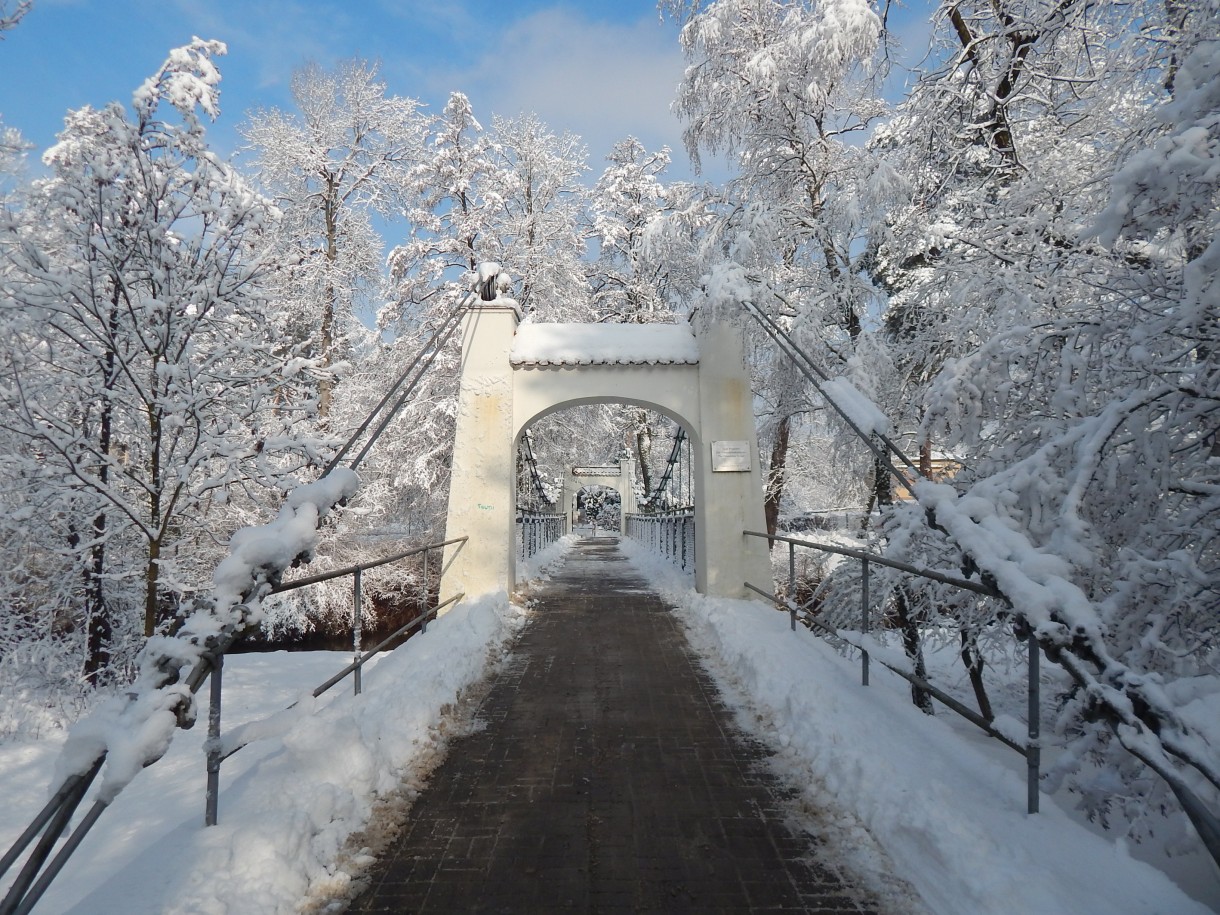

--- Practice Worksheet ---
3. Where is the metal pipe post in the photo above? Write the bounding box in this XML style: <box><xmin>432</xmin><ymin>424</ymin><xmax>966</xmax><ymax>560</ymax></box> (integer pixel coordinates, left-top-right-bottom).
<box><xmin>788</xmin><ymin>542</ymin><xmax>796</xmax><ymax>631</ymax></box>
<box><xmin>421</xmin><ymin>549</ymin><xmax>430</xmax><ymax>634</ymax></box>
<box><xmin>353</xmin><ymin>568</ymin><xmax>363</xmax><ymax>696</ymax></box>
<box><xmin>205</xmin><ymin>656</ymin><xmax>223</xmax><ymax>826</ymax></box>
<box><xmin>1027</xmin><ymin>630</ymin><xmax>1041</xmax><ymax>814</ymax></box>
<box><xmin>861</xmin><ymin>557</ymin><xmax>870</xmax><ymax>687</ymax></box>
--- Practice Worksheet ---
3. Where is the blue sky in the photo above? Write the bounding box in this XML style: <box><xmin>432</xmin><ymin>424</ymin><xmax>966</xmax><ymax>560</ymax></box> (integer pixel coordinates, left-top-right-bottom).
<box><xmin>0</xmin><ymin>0</ymin><xmax>693</xmax><ymax>175</ymax></box>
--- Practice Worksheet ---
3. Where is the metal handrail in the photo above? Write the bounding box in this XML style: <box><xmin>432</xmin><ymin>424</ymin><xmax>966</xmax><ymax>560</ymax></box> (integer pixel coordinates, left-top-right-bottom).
<box><xmin>743</xmin><ymin>531</ymin><xmax>1000</xmax><ymax>598</ymax></box>
<box><xmin>625</xmin><ymin>510</ymin><xmax>695</xmax><ymax>572</ymax></box>
<box><xmin>742</xmin><ymin>530</ymin><xmax>1041</xmax><ymax>815</ymax></box>
<box><xmin>0</xmin><ymin>536</ymin><xmax>469</xmax><ymax>914</ymax></box>
<box><xmin>517</xmin><ymin>511</ymin><xmax>564</xmax><ymax>561</ymax></box>
<box><xmin>204</xmin><ymin>537</ymin><xmax>465</xmax><ymax>825</ymax></box>
<box><xmin>271</xmin><ymin>537</ymin><xmax>469</xmax><ymax>593</ymax></box>
<box><xmin>2</xmin><ymin>278</ymin><xmax>493</xmax><ymax>913</ymax></box>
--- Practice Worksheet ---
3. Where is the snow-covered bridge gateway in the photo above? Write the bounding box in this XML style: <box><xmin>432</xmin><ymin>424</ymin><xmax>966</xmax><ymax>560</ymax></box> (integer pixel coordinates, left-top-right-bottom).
<box><xmin>564</xmin><ymin>458</ymin><xmax>639</xmax><ymax>525</ymax></box>
<box><xmin>439</xmin><ymin>287</ymin><xmax>770</xmax><ymax>605</ymax></box>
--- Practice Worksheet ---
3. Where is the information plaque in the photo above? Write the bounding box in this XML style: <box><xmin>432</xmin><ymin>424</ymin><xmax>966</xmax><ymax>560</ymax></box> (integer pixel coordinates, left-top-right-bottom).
<box><xmin>711</xmin><ymin>440</ymin><xmax>752</xmax><ymax>472</ymax></box>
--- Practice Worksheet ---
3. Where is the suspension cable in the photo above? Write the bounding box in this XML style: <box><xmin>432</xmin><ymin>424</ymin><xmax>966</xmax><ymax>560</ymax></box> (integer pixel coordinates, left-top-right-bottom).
<box><xmin>323</xmin><ymin>290</ymin><xmax>475</xmax><ymax>476</ymax></box>
<box><xmin>643</xmin><ymin>427</ymin><xmax>687</xmax><ymax>508</ymax></box>
<box><xmin>739</xmin><ymin>299</ymin><xmax>920</xmax><ymax>493</ymax></box>
<box><xmin>519</xmin><ymin>431</ymin><xmax>551</xmax><ymax>507</ymax></box>
<box><xmin>346</xmin><ymin>299</ymin><xmax>471</xmax><ymax>473</ymax></box>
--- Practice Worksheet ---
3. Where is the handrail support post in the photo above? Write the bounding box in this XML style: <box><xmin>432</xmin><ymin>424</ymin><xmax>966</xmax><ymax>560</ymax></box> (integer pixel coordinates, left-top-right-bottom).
<box><xmin>788</xmin><ymin>542</ymin><xmax>796</xmax><ymax>631</ymax></box>
<box><xmin>205</xmin><ymin>654</ymin><xmax>223</xmax><ymax>826</ymax></box>
<box><xmin>1027</xmin><ymin>629</ymin><xmax>1041</xmax><ymax>814</ymax></box>
<box><xmin>861</xmin><ymin>556</ymin><xmax>870</xmax><ymax>687</ymax></box>
<box><xmin>353</xmin><ymin>568</ymin><xmax>363</xmax><ymax>696</ymax></box>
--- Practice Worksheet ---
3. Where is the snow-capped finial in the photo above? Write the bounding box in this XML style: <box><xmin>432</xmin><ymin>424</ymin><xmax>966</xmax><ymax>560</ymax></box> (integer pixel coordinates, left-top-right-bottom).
<box><xmin>472</xmin><ymin>262</ymin><xmax>509</xmax><ymax>301</ymax></box>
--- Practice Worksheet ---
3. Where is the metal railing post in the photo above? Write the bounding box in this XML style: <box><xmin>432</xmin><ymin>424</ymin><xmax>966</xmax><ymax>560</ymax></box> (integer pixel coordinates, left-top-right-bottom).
<box><xmin>353</xmin><ymin>568</ymin><xmax>363</xmax><ymax>696</ymax></box>
<box><xmin>788</xmin><ymin>542</ymin><xmax>797</xmax><ymax>631</ymax></box>
<box><xmin>420</xmin><ymin>550</ymin><xmax>429</xmax><ymax>634</ymax></box>
<box><xmin>1028</xmin><ymin>630</ymin><xmax>1041</xmax><ymax>814</ymax></box>
<box><xmin>205</xmin><ymin>655</ymin><xmax>223</xmax><ymax>826</ymax></box>
<box><xmin>861</xmin><ymin>557</ymin><xmax>870</xmax><ymax>687</ymax></box>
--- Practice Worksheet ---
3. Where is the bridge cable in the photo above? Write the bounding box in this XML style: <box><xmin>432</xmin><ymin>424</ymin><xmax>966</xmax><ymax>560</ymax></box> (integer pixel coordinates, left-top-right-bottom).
<box><xmin>323</xmin><ymin>290</ymin><xmax>476</xmax><ymax>476</ymax></box>
<box><xmin>0</xmin><ymin>289</ymin><xmax>480</xmax><ymax>915</ymax></box>
<box><xmin>739</xmin><ymin>298</ymin><xmax>920</xmax><ymax>494</ymax></box>
<box><xmin>642</xmin><ymin>426</ymin><xmax>687</xmax><ymax>509</ymax></box>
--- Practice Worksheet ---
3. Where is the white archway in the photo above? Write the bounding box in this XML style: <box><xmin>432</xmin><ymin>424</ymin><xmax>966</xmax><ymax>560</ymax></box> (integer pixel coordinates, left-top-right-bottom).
<box><xmin>438</xmin><ymin>296</ymin><xmax>770</xmax><ymax>605</ymax></box>
<box><xmin>561</xmin><ymin>458</ymin><xmax>637</xmax><ymax>530</ymax></box>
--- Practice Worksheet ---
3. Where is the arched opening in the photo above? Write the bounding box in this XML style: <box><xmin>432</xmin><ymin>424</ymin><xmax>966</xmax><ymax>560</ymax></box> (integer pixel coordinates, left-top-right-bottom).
<box><xmin>512</xmin><ymin>400</ymin><xmax>698</xmax><ymax>563</ymax></box>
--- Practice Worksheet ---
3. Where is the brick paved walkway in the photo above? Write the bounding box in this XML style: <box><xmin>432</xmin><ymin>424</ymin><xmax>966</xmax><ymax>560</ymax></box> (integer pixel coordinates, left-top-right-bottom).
<box><xmin>347</xmin><ymin>536</ymin><xmax>883</xmax><ymax>913</ymax></box>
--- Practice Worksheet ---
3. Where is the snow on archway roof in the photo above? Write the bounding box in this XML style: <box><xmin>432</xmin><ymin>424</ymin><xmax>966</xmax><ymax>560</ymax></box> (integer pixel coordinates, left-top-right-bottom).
<box><xmin>510</xmin><ymin>323</ymin><xmax>699</xmax><ymax>366</ymax></box>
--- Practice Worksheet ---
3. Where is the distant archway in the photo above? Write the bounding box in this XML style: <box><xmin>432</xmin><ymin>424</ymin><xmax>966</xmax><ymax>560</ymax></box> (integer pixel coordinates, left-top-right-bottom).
<box><xmin>439</xmin><ymin>293</ymin><xmax>770</xmax><ymax>605</ymax></box>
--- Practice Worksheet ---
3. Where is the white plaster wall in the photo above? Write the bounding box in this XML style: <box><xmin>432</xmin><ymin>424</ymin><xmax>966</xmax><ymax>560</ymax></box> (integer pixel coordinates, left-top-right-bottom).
<box><xmin>439</xmin><ymin>305</ymin><xmax>520</xmax><ymax>607</ymax></box>
<box><xmin>440</xmin><ymin>308</ymin><xmax>770</xmax><ymax>606</ymax></box>
<box><xmin>691</xmin><ymin>320</ymin><xmax>773</xmax><ymax>597</ymax></box>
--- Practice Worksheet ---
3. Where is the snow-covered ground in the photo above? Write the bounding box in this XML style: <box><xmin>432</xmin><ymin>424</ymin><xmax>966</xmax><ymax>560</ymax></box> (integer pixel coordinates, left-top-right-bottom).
<box><xmin>619</xmin><ymin>537</ymin><xmax>1219</xmax><ymax>915</ymax></box>
<box><xmin>0</xmin><ymin>593</ymin><xmax>528</xmax><ymax>914</ymax></box>
<box><xmin>1</xmin><ymin>534</ymin><xmax>1216</xmax><ymax>913</ymax></box>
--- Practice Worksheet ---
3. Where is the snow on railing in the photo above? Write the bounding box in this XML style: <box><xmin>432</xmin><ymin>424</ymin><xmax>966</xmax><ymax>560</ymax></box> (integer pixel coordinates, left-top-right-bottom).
<box><xmin>0</xmin><ymin>275</ymin><xmax>489</xmax><ymax>915</ymax></box>
<box><xmin>204</xmin><ymin>536</ymin><xmax>466</xmax><ymax>826</ymax></box>
<box><xmin>739</xmin><ymin>295</ymin><xmax>1220</xmax><ymax>870</ymax></box>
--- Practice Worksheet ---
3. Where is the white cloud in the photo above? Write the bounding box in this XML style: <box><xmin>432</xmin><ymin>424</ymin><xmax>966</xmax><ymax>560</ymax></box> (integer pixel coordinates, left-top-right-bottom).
<box><xmin>433</xmin><ymin>8</ymin><xmax>690</xmax><ymax>169</ymax></box>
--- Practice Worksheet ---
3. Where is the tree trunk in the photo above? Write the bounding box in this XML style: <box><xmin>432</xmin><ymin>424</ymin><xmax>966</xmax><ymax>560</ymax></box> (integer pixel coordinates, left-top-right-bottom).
<box><xmin>634</xmin><ymin>410</ymin><xmax>653</xmax><ymax>497</ymax></box>
<box><xmin>83</xmin><ymin>301</ymin><xmax>120</xmax><ymax>683</ymax></box>
<box><xmin>144</xmin><ymin>537</ymin><xmax>163</xmax><ymax>637</ymax></box>
<box><xmin>765</xmin><ymin>413</ymin><xmax>791</xmax><ymax>543</ymax></box>
<box><xmin>82</xmin><ymin>515</ymin><xmax>111</xmax><ymax>685</ymax></box>
<box><xmin>318</xmin><ymin>179</ymin><xmax>339</xmax><ymax>421</ymax></box>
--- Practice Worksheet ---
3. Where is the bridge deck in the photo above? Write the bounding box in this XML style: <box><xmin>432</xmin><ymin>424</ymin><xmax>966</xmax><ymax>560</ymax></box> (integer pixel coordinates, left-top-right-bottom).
<box><xmin>348</xmin><ymin>536</ymin><xmax>882</xmax><ymax>913</ymax></box>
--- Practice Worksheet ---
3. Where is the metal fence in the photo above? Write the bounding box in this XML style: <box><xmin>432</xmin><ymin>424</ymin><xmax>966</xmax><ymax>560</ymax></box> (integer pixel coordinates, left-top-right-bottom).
<box><xmin>0</xmin><ymin>537</ymin><xmax>467</xmax><ymax>915</ymax></box>
<box><xmin>743</xmin><ymin>530</ymin><xmax>1042</xmax><ymax>816</ymax></box>
<box><xmin>518</xmin><ymin>510</ymin><xmax>564</xmax><ymax>560</ymax></box>
<box><xmin>624</xmin><ymin>510</ymin><xmax>695</xmax><ymax>572</ymax></box>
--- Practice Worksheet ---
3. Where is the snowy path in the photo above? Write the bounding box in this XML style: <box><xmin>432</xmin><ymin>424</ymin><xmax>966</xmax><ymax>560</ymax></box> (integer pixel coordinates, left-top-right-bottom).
<box><xmin>349</xmin><ymin>535</ymin><xmax>901</xmax><ymax>912</ymax></box>
<box><xmin>1</xmin><ymin>534</ymin><xmax>1213</xmax><ymax>913</ymax></box>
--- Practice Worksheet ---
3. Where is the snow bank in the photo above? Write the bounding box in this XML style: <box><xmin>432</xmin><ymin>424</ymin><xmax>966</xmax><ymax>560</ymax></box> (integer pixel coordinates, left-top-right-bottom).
<box><xmin>5</xmin><ymin>592</ymin><xmax>526</xmax><ymax>914</ymax></box>
<box><xmin>618</xmin><ymin>540</ymin><xmax>1211</xmax><ymax>915</ymax></box>
<box><xmin>517</xmin><ymin>533</ymin><xmax>576</xmax><ymax>583</ymax></box>
<box><xmin>510</xmin><ymin>322</ymin><xmax>698</xmax><ymax>365</ymax></box>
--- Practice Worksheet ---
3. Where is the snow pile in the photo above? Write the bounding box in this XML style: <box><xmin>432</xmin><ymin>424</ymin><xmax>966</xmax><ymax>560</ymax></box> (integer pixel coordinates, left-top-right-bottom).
<box><xmin>1</xmin><ymin>593</ymin><xmax>526</xmax><ymax>914</ymax></box>
<box><xmin>517</xmin><ymin>533</ymin><xmax>576</xmax><ymax>583</ymax></box>
<box><xmin>618</xmin><ymin>539</ymin><xmax>1213</xmax><ymax>915</ymax></box>
<box><xmin>510</xmin><ymin>322</ymin><xmax>698</xmax><ymax>366</ymax></box>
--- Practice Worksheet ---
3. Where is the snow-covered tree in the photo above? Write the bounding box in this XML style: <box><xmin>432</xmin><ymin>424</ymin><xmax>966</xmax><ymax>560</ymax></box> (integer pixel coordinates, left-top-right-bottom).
<box><xmin>485</xmin><ymin>112</ymin><xmax>589</xmax><ymax>321</ymax></box>
<box><xmin>0</xmin><ymin>41</ymin><xmax>315</xmax><ymax>681</ymax></box>
<box><xmin>383</xmin><ymin>91</ymin><xmax>498</xmax><ymax>332</ymax></box>
<box><xmin>241</xmin><ymin>59</ymin><xmax>425</xmax><ymax>420</ymax></box>
<box><xmin>0</xmin><ymin>0</ymin><xmax>29</xmax><ymax>37</ymax></box>
<box><xmin>668</xmin><ymin>0</ymin><xmax>904</xmax><ymax>547</ymax></box>
<box><xmin>872</xmin><ymin>0</ymin><xmax>1220</xmax><ymax>851</ymax></box>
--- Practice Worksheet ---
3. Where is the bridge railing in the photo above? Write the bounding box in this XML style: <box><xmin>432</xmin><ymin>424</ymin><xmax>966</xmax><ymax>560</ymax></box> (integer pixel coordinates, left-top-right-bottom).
<box><xmin>624</xmin><ymin>510</ymin><xmax>695</xmax><ymax>572</ymax></box>
<box><xmin>742</xmin><ymin>530</ymin><xmax>1042</xmax><ymax>816</ymax></box>
<box><xmin>517</xmin><ymin>509</ymin><xmax>564</xmax><ymax>560</ymax></box>
<box><xmin>203</xmin><ymin>536</ymin><xmax>467</xmax><ymax>826</ymax></box>
<box><xmin>0</xmin><ymin>536</ymin><xmax>467</xmax><ymax>914</ymax></box>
